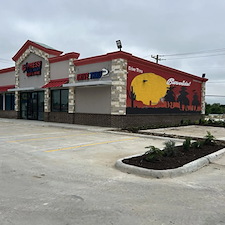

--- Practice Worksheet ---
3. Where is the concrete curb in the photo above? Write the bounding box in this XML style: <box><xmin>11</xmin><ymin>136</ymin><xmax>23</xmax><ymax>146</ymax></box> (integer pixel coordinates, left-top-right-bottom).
<box><xmin>115</xmin><ymin>148</ymin><xmax>225</xmax><ymax>178</ymax></box>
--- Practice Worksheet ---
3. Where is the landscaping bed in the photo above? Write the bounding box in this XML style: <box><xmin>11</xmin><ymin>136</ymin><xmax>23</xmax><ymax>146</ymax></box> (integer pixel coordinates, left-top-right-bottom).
<box><xmin>123</xmin><ymin>142</ymin><xmax>225</xmax><ymax>170</ymax></box>
<box><xmin>122</xmin><ymin>133</ymin><xmax>225</xmax><ymax>170</ymax></box>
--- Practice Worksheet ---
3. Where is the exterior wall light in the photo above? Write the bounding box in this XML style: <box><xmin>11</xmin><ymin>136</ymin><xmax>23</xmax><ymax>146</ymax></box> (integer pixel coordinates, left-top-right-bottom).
<box><xmin>116</xmin><ymin>40</ymin><xmax>122</xmax><ymax>51</ymax></box>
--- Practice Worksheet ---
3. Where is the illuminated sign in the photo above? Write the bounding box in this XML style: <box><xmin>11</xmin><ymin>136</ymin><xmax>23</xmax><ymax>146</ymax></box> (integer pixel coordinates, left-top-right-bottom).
<box><xmin>77</xmin><ymin>68</ymin><xmax>109</xmax><ymax>81</ymax></box>
<box><xmin>22</xmin><ymin>61</ymin><xmax>42</xmax><ymax>77</ymax></box>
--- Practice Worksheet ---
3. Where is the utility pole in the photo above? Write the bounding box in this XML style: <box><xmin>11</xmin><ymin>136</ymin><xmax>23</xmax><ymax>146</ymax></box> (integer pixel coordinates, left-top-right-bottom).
<box><xmin>151</xmin><ymin>55</ymin><xmax>163</xmax><ymax>64</ymax></box>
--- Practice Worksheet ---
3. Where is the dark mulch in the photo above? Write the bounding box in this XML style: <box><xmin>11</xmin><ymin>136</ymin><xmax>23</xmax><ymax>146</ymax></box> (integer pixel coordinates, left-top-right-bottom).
<box><xmin>122</xmin><ymin>142</ymin><xmax>225</xmax><ymax>170</ymax></box>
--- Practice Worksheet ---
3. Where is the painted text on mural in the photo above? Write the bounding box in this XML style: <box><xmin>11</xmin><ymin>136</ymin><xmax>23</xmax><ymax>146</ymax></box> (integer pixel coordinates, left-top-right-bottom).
<box><xmin>166</xmin><ymin>78</ymin><xmax>191</xmax><ymax>86</ymax></box>
<box><xmin>128</xmin><ymin>66</ymin><xmax>143</xmax><ymax>73</ymax></box>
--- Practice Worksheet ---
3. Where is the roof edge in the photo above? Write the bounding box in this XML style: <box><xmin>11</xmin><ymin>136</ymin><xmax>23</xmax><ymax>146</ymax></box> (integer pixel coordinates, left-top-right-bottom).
<box><xmin>128</xmin><ymin>55</ymin><xmax>208</xmax><ymax>82</ymax></box>
<box><xmin>74</xmin><ymin>51</ymin><xmax>207</xmax><ymax>82</ymax></box>
<box><xmin>49</xmin><ymin>52</ymin><xmax>80</xmax><ymax>63</ymax></box>
<box><xmin>74</xmin><ymin>51</ymin><xmax>133</xmax><ymax>66</ymax></box>
<box><xmin>0</xmin><ymin>66</ymin><xmax>15</xmax><ymax>74</ymax></box>
<box><xmin>12</xmin><ymin>40</ymin><xmax>63</xmax><ymax>62</ymax></box>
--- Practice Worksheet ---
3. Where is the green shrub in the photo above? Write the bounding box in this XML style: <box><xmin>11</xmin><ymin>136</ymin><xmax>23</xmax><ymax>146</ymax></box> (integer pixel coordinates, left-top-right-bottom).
<box><xmin>144</xmin><ymin>146</ymin><xmax>162</xmax><ymax>162</ymax></box>
<box><xmin>204</xmin><ymin>131</ymin><xmax>215</xmax><ymax>145</ymax></box>
<box><xmin>183</xmin><ymin>137</ymin><xmax>192</xmax><ymax>151</ymax></box>
<box><xmin>191</xmin><ymin>140</ymin><xmax>204</xmax><ymax>149</ymax></box>
<box><xmin>163</xmin><ymin>140</ymin><xmax>177</xmax><ymax>157</ymax></box>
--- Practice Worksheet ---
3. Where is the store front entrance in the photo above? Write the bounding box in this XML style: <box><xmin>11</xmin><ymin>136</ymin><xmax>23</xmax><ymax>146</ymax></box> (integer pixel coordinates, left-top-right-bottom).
<box><xmin>20</xmin><ymin>91</ymin><xmax>44</xmax><ymax>120</ymax></box>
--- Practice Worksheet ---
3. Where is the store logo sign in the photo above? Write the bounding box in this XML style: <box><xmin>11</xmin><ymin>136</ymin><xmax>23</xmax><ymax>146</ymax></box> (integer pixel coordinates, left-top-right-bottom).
<box><xmin>77</xmin><ymin>68</ymin><xmax>109</xmax><ymax>81</ymax></box>
<box><xmin>22</xmin><ymin>61</ymin><xmax>42</xmax><ymax>77</ymax></box>
<box><xmin>167</xmin><ymin>78</ymin><xmax>191</xmax><ymax>86</ymax></box>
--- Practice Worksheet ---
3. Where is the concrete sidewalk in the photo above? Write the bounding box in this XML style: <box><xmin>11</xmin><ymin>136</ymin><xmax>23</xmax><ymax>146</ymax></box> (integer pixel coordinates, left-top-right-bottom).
<box><xmin>140</xmin><ymin>125</ymin><xmax>225</xmax><ymax>141</ymax></box>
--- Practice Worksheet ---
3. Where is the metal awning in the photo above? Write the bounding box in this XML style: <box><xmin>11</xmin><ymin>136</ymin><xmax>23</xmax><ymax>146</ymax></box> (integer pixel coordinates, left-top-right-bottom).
<box><xmin>63</xmin><ymin>80</ymin><xmax>112</xmax><ymax>87</ymax></box>
<box><xmin>42</xmin><ymin>78</ymin><xmax>69</xmax><ymax>88</ymax></box>
<box><xmin>0</xmin><ymin>85</ymin><xmax>15</xmax><ymax>92</ymax></box>
<box><xmin>8</xmin><ymin>87</ymin><xmax>37</xmax><ymax>92</ymax></box>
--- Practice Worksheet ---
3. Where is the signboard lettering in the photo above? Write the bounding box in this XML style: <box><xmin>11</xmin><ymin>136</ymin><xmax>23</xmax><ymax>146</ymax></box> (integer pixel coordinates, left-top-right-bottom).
<box><xmin>22</xmin><ymin>61</ymin><xmax>42</xmax><ymax>77</ymax></box>
<box><xmin>77</xmin><ymin>68</ymin><xmax>109</xmax><ymax>81</ymax></box>
<box><xmin>166</xmin><ymin>78</ymin><xmax>191</xmax><ymax>86</ymax></box>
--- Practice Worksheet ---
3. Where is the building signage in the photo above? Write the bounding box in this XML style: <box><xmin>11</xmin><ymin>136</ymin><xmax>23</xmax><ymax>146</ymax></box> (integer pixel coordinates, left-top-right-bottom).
<box><xmin>128</xmin><ymin>65</ymin><xmax>143</xmax><ymax>73</ymax></box>
<box><xmin>166</xmin><ymin>78</ymin><xmax>191</xmax><ymax>86</ymax></box>
<box><xmin>22</xmin><ymin>61</ymin><xmax>42</xmax><ymax>77</ymax></box>
<box><xmin>77</xmin><ymin>68</ymin><xmax>109</xmax><ymax>81</ymax></box>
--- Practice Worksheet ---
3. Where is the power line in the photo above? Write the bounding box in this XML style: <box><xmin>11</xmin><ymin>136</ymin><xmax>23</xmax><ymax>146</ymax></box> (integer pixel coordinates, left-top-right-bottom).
<box><xmin>164</xmin><ymin>52</ymin><xmax>225</xmax><ymax>60</ymax></box>
<box><xmin>159</xmin><ymin>47</ymin><xmax>225</xmax><ymax>57</ymax></box>
<box><xmin>145</xmin><ymin>47</ymin><xmax>225</xmax><ymax>62</ymax></box>
<box><xmin>206</xmin><ymin>95</ymin><xmax>225</xmax><ymax>97</ymax></box>
<box><xmin>151</xmin><ymin>55</ymin><xmax>164</xmax><ymax>63</ymax></box>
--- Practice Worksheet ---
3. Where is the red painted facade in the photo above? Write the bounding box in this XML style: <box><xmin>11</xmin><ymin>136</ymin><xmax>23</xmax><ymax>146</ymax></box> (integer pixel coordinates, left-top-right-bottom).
<box><xmin>126</xmin><ymin>59</ymin><xmax>207</xmax><ymax>114</ymax></box>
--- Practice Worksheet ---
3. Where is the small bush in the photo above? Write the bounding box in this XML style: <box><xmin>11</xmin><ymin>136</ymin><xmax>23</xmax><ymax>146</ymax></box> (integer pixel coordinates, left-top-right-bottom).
<box><xmin>204</xmin><ymin>131</ymin><xmax>215</xmax><ymax>145</ymax></box>
<box><xmin>144</xmin><ymin>146</ymin><xmax>162</xmax><ymax>162</ymax></box>
<box><xmin>191</xmin><ymin>140</ymin><xmax>204</xmax><ymax>149</ymax></box>
<box><xmin>183</xmin><ymin>137</ymin><xmax>192</xmax><ymax>151</ymax></box>
<box><xmin>163</xmin><ymin>140</ymin><xmax>177</xmax><ymax>157</ymax></box>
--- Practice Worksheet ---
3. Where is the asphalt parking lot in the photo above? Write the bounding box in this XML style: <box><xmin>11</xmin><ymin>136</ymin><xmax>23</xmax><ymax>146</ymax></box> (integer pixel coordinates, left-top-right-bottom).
<box><xmin>1</xmin><ymin>118</ymin><xmax>225</xmax><ymax>225</ymax></box>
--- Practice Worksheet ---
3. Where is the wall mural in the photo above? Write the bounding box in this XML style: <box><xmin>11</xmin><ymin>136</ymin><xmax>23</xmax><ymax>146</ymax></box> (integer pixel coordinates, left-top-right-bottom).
<box><xmin>126</xmin><ymin>63</ymin><xmax>202</xmax><ymax>114</ymax></box>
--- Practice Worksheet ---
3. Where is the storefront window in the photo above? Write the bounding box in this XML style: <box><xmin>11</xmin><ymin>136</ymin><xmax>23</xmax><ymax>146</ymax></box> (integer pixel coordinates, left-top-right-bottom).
<box><xmin>0</xmin><ymin>94</ymin><xmax>3</xmax><ymax>110</ymax></box>
<box><xmin>5</xmin><ymin>93</ymin><xmax>15</xmax><ymax>110</ymax></box>
<box><xmin>51</xmin><ymin>89</ymin><xmax>68</xmax><ymax>112</ymax></box>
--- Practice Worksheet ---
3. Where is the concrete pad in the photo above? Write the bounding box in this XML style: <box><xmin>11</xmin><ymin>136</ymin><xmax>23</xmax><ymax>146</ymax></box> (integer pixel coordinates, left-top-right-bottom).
<box><xmin>140</xmin><ymin>125</ymin><xmax>225</xmax><ymax>140</ymax></box>
<box><xmin>1</xmin><ymin>118</ymin><xmax>225</xmax><ymax>225</ymax></box>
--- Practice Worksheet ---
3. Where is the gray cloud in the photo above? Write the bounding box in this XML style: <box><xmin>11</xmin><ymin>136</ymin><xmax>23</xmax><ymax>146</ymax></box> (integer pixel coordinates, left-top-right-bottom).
<box><xmin>1</xmin><ymin>0</ymin><xmax>225</xmax><ymax>103</ymax></box>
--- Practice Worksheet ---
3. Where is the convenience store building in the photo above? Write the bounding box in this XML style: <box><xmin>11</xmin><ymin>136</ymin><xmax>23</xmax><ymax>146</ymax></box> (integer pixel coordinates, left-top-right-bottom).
<box><xmin>0</xmin><ymin>40</ymin><xmax>208</xmax><ymax>128</ymax></box>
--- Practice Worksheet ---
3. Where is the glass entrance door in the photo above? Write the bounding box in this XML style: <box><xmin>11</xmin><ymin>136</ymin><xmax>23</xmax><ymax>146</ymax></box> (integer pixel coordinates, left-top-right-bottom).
<box><xmin>20</xmin><ymin>92</ymin><xmax>44</xmax><ymax>120</ymax></box>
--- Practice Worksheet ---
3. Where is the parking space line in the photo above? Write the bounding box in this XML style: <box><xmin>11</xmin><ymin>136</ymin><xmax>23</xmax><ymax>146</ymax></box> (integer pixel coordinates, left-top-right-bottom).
<box><xmin>45</xmin><ymin>137</ymin><xmax>138</xmax><ymax>152</ymax></box>
<box><xmin>7</xmin><ymin>132</ymin><xmax>96</xmax><ymax>143</ymax></box>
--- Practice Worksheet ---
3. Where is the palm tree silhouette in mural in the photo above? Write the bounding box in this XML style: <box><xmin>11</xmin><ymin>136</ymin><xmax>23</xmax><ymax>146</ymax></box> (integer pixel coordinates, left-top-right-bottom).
<box><xmin>127</xmin><ymin>86</ymin><xmax>136</xmax><ymax>108</ymax></box>
<box><xmin>177</xmin><ymin>87</ymin><xmax>189</xmax><ymax>111</ymax></box>
<box><xmin>192</xmin><ymin>90</ymin><xmax>200</xmax><ymax>111</ymax></box>
<box><xmin>164</xmin><ymin>86</ymin><xmax>176</xmax><ymax>108</ymax></box>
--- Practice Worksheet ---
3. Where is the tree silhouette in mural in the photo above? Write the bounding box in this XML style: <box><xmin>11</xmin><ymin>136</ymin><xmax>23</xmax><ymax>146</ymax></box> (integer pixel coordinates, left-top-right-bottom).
<box><xmin>192</xmin><ymin>90</ymin><xmax>200</xmax><ymax>111</ymax></box>
<box><xmin>127</xmin><ymin>86</ymin><xmax>136</xmax><ymax>108</ymax></box>
<box><xmin>164</xmin><ymin>86</ymin><xmax>176</xmax><ymax>108</ymax></box>
<box><xmin>177</xmin><ymin>87</ymin><xmax>189</xmax><ymax>111</ymax></box>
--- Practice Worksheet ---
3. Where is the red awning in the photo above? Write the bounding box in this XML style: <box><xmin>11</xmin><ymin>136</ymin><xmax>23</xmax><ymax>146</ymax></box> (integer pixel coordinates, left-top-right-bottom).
<box><xmin>42</xmin><ymin>78</ymin><xmax>69</xmax><ymax>88</ymax></box>
<box><xmin>0</xmin><ymin>85</ymin><xmax>15</xmax><ymax>92</ymax></box>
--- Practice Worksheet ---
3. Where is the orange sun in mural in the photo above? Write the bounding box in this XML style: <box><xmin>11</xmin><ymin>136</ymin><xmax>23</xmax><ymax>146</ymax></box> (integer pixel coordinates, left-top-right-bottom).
<box><xmin>131</xmin><ymin>73</ymin><xmax>169</xmax><ymax>105</ymax></box>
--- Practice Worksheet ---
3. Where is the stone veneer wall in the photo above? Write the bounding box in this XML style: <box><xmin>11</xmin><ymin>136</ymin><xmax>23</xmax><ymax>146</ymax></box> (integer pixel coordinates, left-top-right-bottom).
<box><xmin>14</xmin><ymin>46</ymin><xmax>50</xmax><ymax>112</ymax></box>
<box><xmin>111</xmin><ymin>58</ymin><xmax>127</xmax><ymax>115</ymax></box>
<box><xmin>68</xmin><ymin>58</ymin><xmax>77</xmax><ymax>114</ymax></box>
<box><xmin>201</xmin><ymin>82</ymin><xmax>206</xmax><ymax>115</ymax></box>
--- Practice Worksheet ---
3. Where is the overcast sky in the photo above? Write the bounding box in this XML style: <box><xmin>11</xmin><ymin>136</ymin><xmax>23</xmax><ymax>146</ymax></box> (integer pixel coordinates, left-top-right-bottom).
<box><xmin>1</xmin><ymin>0</ymin><xmax>225</xmax><ymax>104</ymax></box>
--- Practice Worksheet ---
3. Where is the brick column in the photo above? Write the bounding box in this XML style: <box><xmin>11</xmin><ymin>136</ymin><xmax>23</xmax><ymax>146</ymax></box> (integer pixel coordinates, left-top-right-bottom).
<box><xmin>111</xmin><ymin>58</ymin><xmax>127</xmax><ymax>115</ymax></box>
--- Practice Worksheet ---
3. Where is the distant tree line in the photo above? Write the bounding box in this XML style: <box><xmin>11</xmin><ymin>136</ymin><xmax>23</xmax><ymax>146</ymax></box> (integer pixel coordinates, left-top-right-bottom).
<box><xmin>205</xmin><ymin>103</ymin><xmax>225</xmax><ymax>115</ymax></box>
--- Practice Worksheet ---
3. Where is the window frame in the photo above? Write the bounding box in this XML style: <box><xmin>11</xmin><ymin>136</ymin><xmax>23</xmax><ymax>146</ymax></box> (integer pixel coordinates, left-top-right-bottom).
<box><xmin>51</xmin><ymin>89</ymin><xmax>68</xmax><ymax>112</ymax></box>
<box><xmin>5</xmin><ymin>93</ymin><xmax>15</xmax><ymax>111</ymax></box>
<box><xmin>0</xmin><ymin>94</ymin><xmax>3</xmax><ymax>110</ymax></box>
